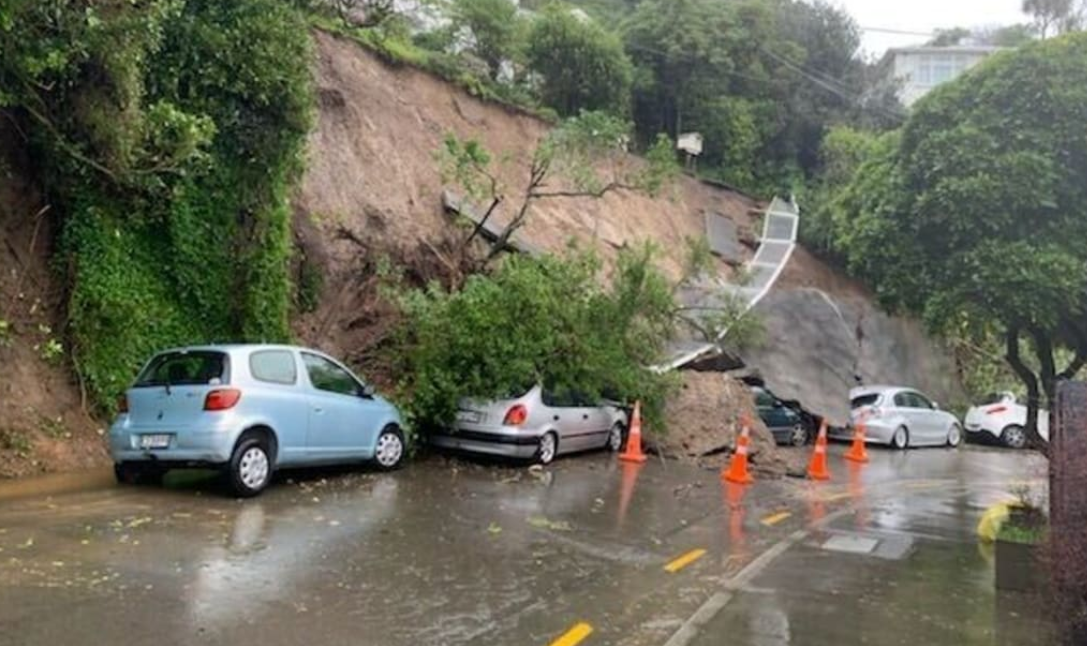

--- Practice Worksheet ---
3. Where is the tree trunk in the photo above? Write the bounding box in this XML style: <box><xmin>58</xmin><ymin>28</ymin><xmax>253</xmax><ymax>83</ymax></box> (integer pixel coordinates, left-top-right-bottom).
<box><xmin>1006</xmin><ymin>326</ymin><xmax>1049</xmax><ymax>455</ymax></box>
<box><xmin>1033</xmin><ymin>328</ymin><xmax>1058</xmax><ymax>412</ymax></box>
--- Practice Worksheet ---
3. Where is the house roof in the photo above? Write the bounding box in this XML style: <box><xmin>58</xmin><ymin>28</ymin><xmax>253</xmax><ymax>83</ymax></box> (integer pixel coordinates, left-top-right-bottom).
<box><xmin>888</xmin><ymin>45</ymin><xmax>1006</xmax><ymax>56</ymax></box>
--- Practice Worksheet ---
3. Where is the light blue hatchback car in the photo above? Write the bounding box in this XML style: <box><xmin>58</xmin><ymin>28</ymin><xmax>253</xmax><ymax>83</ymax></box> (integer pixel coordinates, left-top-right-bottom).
<box><xmin>109</xmin><ymin>344</ymin><xmax>406</xmax><ymax>496</ymax></box>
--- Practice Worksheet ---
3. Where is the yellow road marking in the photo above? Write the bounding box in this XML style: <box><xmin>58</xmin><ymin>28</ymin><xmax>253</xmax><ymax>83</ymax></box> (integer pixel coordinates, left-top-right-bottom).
<box><xmin>761</xmin><ymin>511</ymin><xmax>792</xmax><ymax>526</ymax></box>
<box><xmin>549</xmin><ymin>622</ymin><xmax>593</xmax><ymax>646</ymax></box>
<box><xmin>822</xmin><ymin>493</ymin><xmax>852</xmax><ymax>502</ymax></box>
<box><xmin>664</xmin><ymin>548</ymin><xmax>707</xmax><ymax>573</ymax></box>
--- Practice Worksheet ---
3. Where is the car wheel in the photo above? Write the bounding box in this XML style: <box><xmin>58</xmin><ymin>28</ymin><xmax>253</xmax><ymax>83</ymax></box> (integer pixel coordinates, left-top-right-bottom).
<box><xmin>1001</xmin><ymin>425</ymin><xmax>1027</xmax><ymax>450</ymax></box>
<box><xmin>891</xmin><ymin>426</ymin><xmax>909</xmax><ymax>450</ymax></box>
<box><xmin>789</xmin><ymin>423</ymin><xmax>809</xmax><ymax>447</ymax></box>
<box><xmin>947</xmin><ymin>424</ymin><xmax>962</xmax><ymax>448</ymax></box>
<box><xmin>537</xmin><ymin>432</ymin><xmax>558</xmax><ymax>465</ymax></box>
<box><xmin>228</xmin><ymin>437</ymin><xmax>272</xmax><ymax>498</ymax></box>
<box><xmin>374</xmin><ymin>426</ymin><xmax>406</xmax><ymax>471</ymax></box>
<box><xmin>606</xmin><ymin>423</ymin><xmax>624</xmax><ymax>452</ymax></box>
<box><xmin>114</xmin><ymin>463</ymin><xmax>164</xmax><ymax>486</ymax></box>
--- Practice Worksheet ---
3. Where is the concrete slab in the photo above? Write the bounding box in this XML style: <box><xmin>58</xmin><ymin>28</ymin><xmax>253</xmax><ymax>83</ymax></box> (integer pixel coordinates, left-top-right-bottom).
<box><xmin>821</xmin><ymin>533</ymin><xmax>879</xmax><ymax>554</ymax></box>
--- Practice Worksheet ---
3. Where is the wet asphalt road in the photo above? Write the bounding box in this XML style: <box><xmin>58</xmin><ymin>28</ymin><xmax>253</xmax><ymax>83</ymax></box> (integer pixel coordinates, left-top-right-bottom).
<box><xmin>0</xmin><ymin>444</ymin><xmax>1049</xmax><ymax>646</ymax></box>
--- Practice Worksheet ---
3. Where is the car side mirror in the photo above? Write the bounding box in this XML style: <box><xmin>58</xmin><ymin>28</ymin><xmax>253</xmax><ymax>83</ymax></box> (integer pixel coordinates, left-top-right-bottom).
<box><xmin>773</xmin><ymin>401</ymin><xmax>784</xmax><ymax>409</ymax></box>
<box><xmin>931</xmin><ymin>401</ymin><xmax>940</xmax><ymax>410</ymax></box>
<box><xmin>359</xmin><ymin>384</ymin><xmax>375</xmax><ymax>398</ymax></box>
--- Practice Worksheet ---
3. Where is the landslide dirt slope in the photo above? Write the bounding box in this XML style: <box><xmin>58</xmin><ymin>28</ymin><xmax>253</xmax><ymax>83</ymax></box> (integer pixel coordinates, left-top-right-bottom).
<box><xmin>0</xmin><ymin>124</ymin><xmax>106</xmax><ymax>477</ymax></box>
<box><xmin>291</xmin><ymin>30</ymin><xmax>762</xmax><ymax>375</ymax></box>
<box><xmin>292</xmin><ymin>28</ymin><xmax>963</xmax><ymax>434</ymax></box>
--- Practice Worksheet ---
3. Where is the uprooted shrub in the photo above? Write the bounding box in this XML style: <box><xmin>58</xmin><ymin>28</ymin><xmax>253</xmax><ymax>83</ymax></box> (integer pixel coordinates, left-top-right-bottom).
<box><xmin>389</xmin><ymin>244</ymin><xmax>681</xmax><ymax>433</ymax></box>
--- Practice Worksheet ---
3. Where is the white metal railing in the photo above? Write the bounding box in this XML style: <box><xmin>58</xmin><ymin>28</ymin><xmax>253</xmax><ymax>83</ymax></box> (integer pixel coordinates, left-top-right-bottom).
<box><xmin>657</xmin><ymin>197</ymin><xmax>800</xmax><ymax>371</ymax></box>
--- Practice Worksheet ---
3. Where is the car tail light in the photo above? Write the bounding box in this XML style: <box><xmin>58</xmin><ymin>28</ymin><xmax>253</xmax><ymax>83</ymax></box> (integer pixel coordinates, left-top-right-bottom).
<box><xmin>117</xmin><ymin>395</ymin><xmax>129</xmax><ymax>414</ymax></box>
<box><xmin>204</xmin><ymin>388</ymin><xmax>242</xmax><ymax>411</ymax></box>
<box><xmin>503</xmin><ymin>404</ymin><xmax>528</xmax><ymax>426</ymax></box>
<box><xmin>986</xmin><ymin>406</ymin><xmax>1008</xmax><ymax>415</ymax></box>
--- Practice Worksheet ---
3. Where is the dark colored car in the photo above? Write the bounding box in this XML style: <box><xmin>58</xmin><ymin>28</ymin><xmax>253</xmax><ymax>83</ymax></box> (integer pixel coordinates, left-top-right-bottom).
<box><xmin>753</xmin><ymin>386</ymin><xmax>809</xmax><ymax>446</ymax></box>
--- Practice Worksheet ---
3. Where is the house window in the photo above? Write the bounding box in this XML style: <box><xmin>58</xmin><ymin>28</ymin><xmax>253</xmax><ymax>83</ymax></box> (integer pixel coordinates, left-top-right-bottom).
<box><xmin>915</xmin><ymin>55</ymin><xmax>933</xmax><ymax>85</ymax></box>
<box><xmin>931</xmin><ymin>55</ymin><xmax>955</xmax><ymax>83</ymax></box>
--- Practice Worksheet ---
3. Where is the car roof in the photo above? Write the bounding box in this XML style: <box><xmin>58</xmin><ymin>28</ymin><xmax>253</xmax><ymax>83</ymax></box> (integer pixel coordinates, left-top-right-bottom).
<box><xmin>850</xmin><ymin>385</ymin><xmax>917</xmax><ymax>398</ymax></box>
<box><xmin>153</xmin><ymin>344</ymin><xmax>323</xmax><ymax>356</ymax></box>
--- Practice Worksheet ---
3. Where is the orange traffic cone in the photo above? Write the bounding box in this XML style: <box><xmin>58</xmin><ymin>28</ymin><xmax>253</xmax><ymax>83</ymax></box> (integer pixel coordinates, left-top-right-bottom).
<box><xmin>722</xmin><ymin>416</ymin><xmax>755</xmax><ymax>485</ymax></box>
<box><xmin>807</xmin><ymin>420</ymin><xmax>832</xmax><ymax>481</ymax></box>
<box><xmin>844</xmin><ymin>420</ymin><xmax>870</xmax><ymax>463</ymax></box>
<box><xmin>619</xmin><ymin>401</ymin><xmax>648</xmax><ymax>464</ymax></box>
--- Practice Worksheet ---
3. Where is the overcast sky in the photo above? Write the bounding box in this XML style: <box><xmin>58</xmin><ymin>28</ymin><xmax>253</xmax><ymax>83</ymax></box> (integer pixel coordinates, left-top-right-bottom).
<box><xmin>831</xmin><ymin>0</ymin><xmax>1029</xmax><ymax>57</ymax></box>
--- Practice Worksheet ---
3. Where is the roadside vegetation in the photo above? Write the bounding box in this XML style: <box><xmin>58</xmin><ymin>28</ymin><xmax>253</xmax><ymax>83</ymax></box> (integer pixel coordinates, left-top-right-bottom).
<box><xmin>297</xmin><ymin>0</ymin><xmax>905</xmax><ymax>197</ymax></box>
<box><xmin>804</xmin><ymin>33</ymin><xmax>1087</xmax><ymax>450</ymax></box>
<box><xmin>1</xmin><ymin>0</ymin><xmax>313</xmax><ymax>415</ymax></box>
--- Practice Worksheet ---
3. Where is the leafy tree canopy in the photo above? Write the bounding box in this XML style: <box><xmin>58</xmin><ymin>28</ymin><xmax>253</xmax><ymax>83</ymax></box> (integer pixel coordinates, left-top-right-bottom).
<box><xmin>524</xmin><ymin>3</ymin><xmax>633</xmax><ymax>118</ymax></box>
<box><xmin>823</xmin><ymin>33</ymin><xmax>1087</xmax><ymax>448</ymax></box>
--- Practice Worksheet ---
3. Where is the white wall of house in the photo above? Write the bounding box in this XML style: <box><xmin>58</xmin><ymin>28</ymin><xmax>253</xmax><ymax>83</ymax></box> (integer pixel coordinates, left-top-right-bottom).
<box><xmin>891</xmin><ymin>47</ymin><xmax>1004</xmax><ymax>107</ymax></box>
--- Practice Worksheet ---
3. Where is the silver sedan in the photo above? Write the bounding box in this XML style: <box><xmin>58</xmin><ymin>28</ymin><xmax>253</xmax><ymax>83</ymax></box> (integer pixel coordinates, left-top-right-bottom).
<box><xmin>838</xmin><ymin>385</ymin><xmax>963</xmax><ymax>449</ymax></box>
<box><xmin>428</xmin><ymin>385</ymin><xmax>629</xmax><ymax>464</ymax></box>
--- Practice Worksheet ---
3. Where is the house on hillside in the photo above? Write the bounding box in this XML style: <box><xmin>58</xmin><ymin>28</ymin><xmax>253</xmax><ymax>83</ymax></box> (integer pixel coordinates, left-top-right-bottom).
<box><xmin>886</xmin><ymin>45</ymin><xmax>1005</xmax><ymax>107</ymax></box>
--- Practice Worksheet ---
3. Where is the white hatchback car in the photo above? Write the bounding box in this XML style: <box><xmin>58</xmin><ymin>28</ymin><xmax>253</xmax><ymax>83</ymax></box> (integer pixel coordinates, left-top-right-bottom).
<box><xmin>964</xmin><ymin>392</ymin><xmax>1049</xmax><ymax>449</ymax></box>
<box><xmin>843</xmin><ymin>385</ymin><xmax>963</xmax><ymax>449</ymax></box>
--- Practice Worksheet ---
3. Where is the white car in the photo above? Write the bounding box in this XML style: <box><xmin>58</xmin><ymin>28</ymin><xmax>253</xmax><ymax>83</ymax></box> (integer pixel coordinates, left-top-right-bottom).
<box><xmin>842</xmin><ymin>385</ymin><xmax>962</xmax><ymax>449</ymax></box>
<box><xmin>964</xmin><ymin>392</ymin><xmax>1049</xmax><ymax>449</ymax></box>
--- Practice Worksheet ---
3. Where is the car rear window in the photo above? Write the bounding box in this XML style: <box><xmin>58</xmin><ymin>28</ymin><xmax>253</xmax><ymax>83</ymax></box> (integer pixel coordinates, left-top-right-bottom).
<box><xmin>135</xmin><ymin>351</ymin><xmax>228</xmax><ymax>387</ymax></box>
<box><xmin>249</xmin><ymin>350</ymin><xmax>297</xmax><ymax>385</ymax></box>
<box><xmin>851</xmin><ymin>393</ymin><xmax>880</xmax><ymax>409</ymax></box>
<box><xmin>980</xmin><ymin>392</ymin><xmax>1011</xmax><ymax>405</ymax></box>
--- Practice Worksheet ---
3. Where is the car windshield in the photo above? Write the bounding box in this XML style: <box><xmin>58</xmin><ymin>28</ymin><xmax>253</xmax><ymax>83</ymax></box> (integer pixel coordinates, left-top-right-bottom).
<box><xmin>851</xmin><ymin>393</ymin><xmax>881</xmax><ymax>409</ymax></box>
<box><xmin>134</xmin><ymin>351</ymin><xmax>228</xmax><ymax>387</ymax></box>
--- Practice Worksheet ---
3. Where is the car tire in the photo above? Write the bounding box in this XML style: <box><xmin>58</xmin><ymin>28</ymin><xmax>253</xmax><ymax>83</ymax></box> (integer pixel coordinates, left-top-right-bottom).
<box><xmin>606</xmin><ymin>423</ymin><xmax>625</xmax><ymax>452</ymax></box>
<box><xmin>789</xmin><ymin>423</ymin><xmax>809</xmax><ymax>447</ymax></box>
<box><xmin>537</xmin><ymin>432</ymin><xmax>558</xmax><ymax>466</ymax></box>
<box><xmin>114</xmin><ymin>462</ymin><xmax>164</xmax><ymax>486</ymax></box>
<box><xmin>227</xmin><ymin>437</ymin><xmax>273</xmax><ymax>498</ymax></box>
<box><xmin>374</xmin><ymin>425</ymin><xmax>406</xmax><ymax>471</ymax></box>
<box><xmin>1001</xmin><ymin>424</ymin><xmax>1027</xmax><ymax>450</ymax></box>
<box><xmin>947</xmin><ymin>424</ymin><xmax>962</xmax><ymax>448</ymax></box>
<box><xmin>891</xmin><ymin>426</ymin><xmax>909</xmax><ymax>450</ymax></box>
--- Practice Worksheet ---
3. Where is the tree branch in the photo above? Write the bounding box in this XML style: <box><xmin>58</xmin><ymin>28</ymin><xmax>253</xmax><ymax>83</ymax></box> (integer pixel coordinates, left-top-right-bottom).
<box><xmin>530</xmin><ymin>182</ymin><xmax>637</xmax><ymax>200</ymax></box>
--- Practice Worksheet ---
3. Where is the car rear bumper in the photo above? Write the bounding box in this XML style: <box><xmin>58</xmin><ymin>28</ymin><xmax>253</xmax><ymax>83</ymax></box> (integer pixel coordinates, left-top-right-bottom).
<box><xmin>109</xmin><ymin>424</ymin><xmax>237</xmax><ymax>465</ymax></box>
<box><xmin>428</xmin><ymin>429</ymin><xmax>540</xmax><ymax>459</ymax></box>
<box><xmin>964</xmin><ymin>424</ymin><xmax>999</xmax><ymax>441</ymax></box>
<box><xmin>832</xmin><ymin>421</ymin><xmax>897</xmax><ymax>444</ymax></box>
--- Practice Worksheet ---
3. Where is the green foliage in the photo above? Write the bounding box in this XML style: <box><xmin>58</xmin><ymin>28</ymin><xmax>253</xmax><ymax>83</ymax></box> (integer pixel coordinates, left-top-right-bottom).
<box><xmin>0</xmin><ymin>428</ymin><xmax>32</xmax><ymax>457</ymax></box>
<box><xmin>450</xmin><ymin>0</ymin><xmax>523</xmax><ymax>80</ymax></box>
<box><xmin>2</xmin><ymin>0</ymin><xmax>313</xmax><ymax>413</ymax></box>
<box><xmin>800</xmin><ymin>125</ymin><xmax>878</xmax><ymax>255</ymax></box>
<box><xmin>438</xmin><ymin>111</ymin><xmax>677</xmax><ymax>259</ymax></box>
<box><xmin>815</xmin><ymin>34</ymin><xmax>1087</xmax><ymax>440</ymax></box>
<box><xmin>0</xmin><ymin>319</ymin><xmax>11</xmax><ymax>348</ymax></box>
<box><xmin>313</xmin><ymin>14</ymin><xmax>550</xmax><ymax>119</ymax></box>
<box><xmin>392</xmin><ymin>245</ymin><xmax>677</xmax><ymax>431</ymax></box>
<box><xmin>525</xmin><ymin>3</ymin><xmax>633</xmax><ymax>117</ymax></box>
<box><xmin>622</xmin><ymin>0</ymin><xmax>877</xmax><ymax>196</ymax></box>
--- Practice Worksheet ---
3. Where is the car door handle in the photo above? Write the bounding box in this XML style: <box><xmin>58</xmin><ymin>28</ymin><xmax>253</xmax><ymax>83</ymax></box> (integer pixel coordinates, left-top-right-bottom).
<box><xmin>314</xmin><ymin>407</ymin><xmax>324</xmax><ymax>414</ymax></box>
<box><xmin>553</xmin><ymin>415</ymin><xmax>560</xmax><ymax>421</ymax></box>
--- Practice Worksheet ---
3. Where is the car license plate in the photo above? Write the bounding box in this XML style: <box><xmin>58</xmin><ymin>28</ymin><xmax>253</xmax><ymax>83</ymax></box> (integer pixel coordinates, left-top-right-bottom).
<box><xmin>456</xmin><ymin>410</ymin><xmax>482</xmax><ymax>424</ymax></box>
<box><xmin>140</xmin><ymin>434</ymin><xmax>171</xmax><ymax>449</ymax></box>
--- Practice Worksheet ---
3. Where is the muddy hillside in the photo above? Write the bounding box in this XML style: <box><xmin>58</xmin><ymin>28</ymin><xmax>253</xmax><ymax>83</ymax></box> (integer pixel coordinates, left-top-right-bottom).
<box><xmin>0</xmin><ymin>127</ymin><xmax>107</xmax><ymax>477</ymax></box>
<box><xmin>291</xmin><ymin>30</ymin><xmax>961</xmax><ymax>434</ymax></box>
